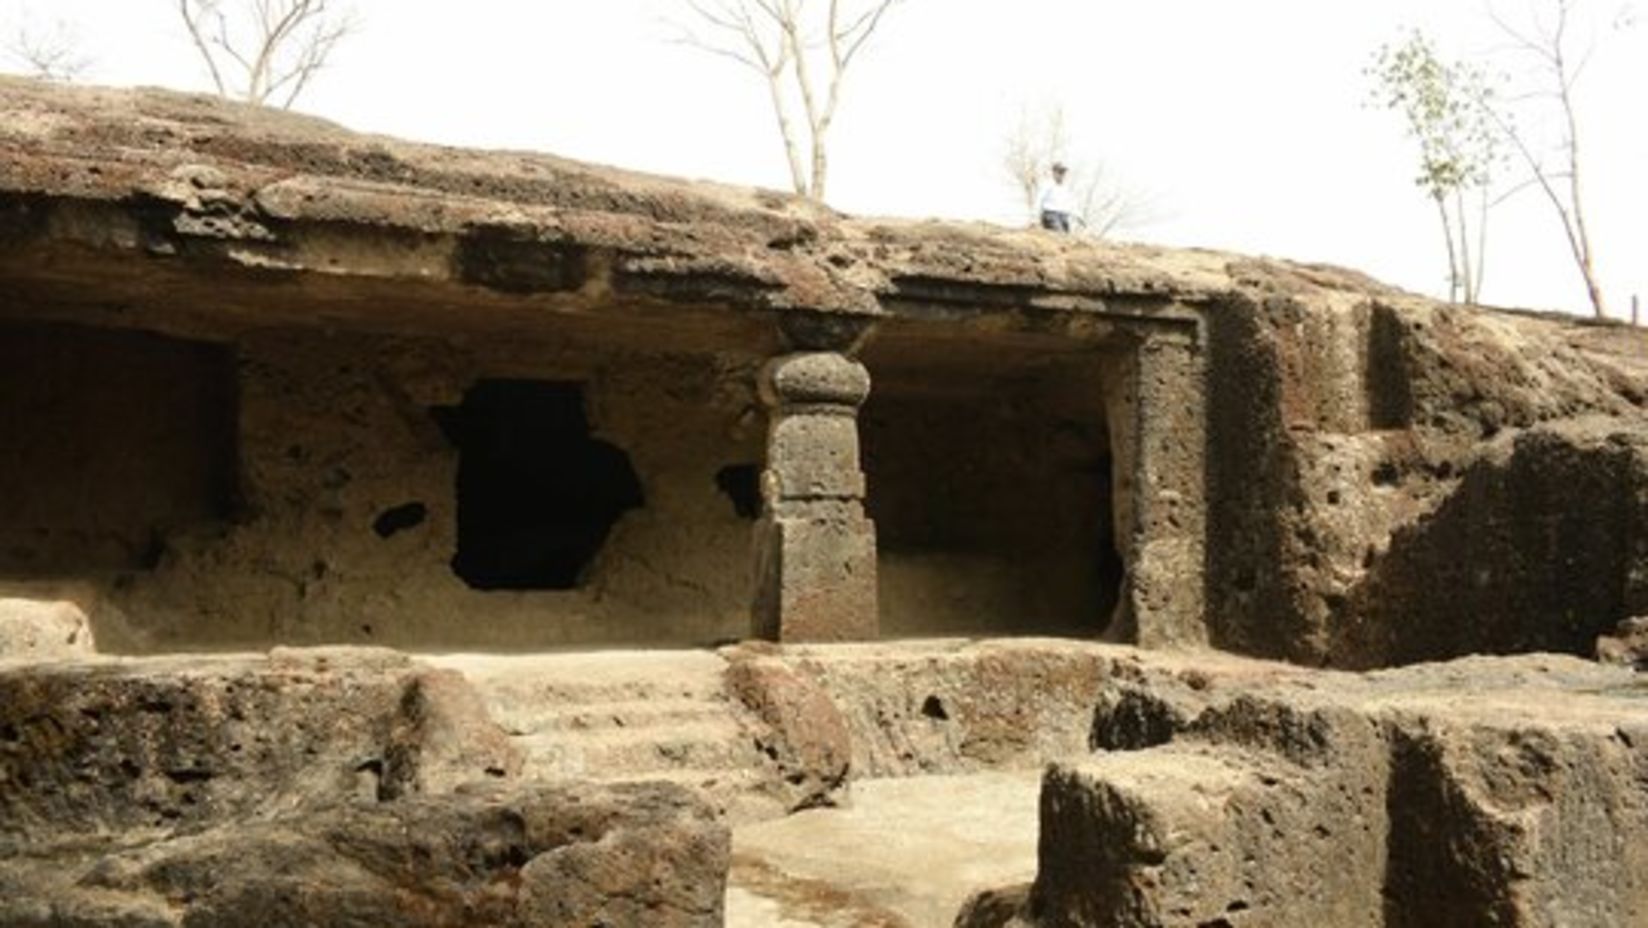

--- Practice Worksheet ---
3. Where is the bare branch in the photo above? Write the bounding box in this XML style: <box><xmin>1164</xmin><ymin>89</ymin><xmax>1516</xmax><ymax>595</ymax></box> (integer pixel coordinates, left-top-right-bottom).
<box><xmin>179</xmin><ymin>0</ymin><xmax>230</xmax><ymax>96</ymax></box>
<box><xmin>177</xmin><ymin>0</ymin><xmax>356</xmax><ymax>108</ymax></box>
<box><xmin>1485</xmin><ymin>0</ymin><xmax>1609</xmax><ymax>317</ymax></box>
<box><xmin>836</xmin><ymin>0</ymin><xmax>899</xmax><ymax>67</ymax></box>
<box><xmin>671</xmin><ymin>0</ymin><xmax>906</xmax><ymax>201</ymax></box>
<box><xmin>1001</xmin><ymin>101</ymin><xmax>1153</xmax><ymax>238</ymax></box>
<box><xmin>8</xmin><ymin>18</ymin><xmax>92</xmax><ymax>83</ymax></box>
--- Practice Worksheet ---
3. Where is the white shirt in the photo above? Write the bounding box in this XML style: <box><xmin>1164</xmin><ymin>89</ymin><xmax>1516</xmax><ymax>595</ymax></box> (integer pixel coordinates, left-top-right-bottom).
<box><xmin>1038</xmin><ymin>177</ymin><xmax>1076</xmax><ymax>215</ymax></box>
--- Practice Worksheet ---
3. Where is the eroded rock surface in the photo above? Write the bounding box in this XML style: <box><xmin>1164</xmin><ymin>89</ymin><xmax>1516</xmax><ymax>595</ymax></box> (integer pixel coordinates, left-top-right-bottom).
<box><xmin>0</xmin><ymin>649</ymin><xmax>520</xmax><ymax>843</ymax></box>
<box><xmin>1015</xmin><ymin>657</ymin><xmax>1648</xmax><ymax>928</ymax></box>
<box><xmin>0</xmin><ymin>595</ymin><xmax>95</xmax><ymax>662</ymax></box>
<box><xmin>1597</xmin><ymin>616</ymin><xmax>1648</xmax><ymax>669</ymax></box>
<box><xmin>2</xmin><ymin>642</ymin><xmax>1646</xmax><ymax>927</ymax></box>
<box><xmin>0</xmin><ymin>782</ymin><xmax>727</xmax><ymax>928</ymax></box>
<box><xmin>0</xmin><ymin>650</ymin><xmax>728</xmax><ymax>927</ymax></box>
<box><xmin>1206</xmin><ymin>282</ymin><xmax>1648</xmax><ymax>668</ymax></box>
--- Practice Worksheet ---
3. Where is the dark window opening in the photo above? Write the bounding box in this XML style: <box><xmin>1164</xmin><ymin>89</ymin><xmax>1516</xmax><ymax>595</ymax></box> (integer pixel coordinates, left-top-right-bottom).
<box><xmin>715</xmin><ymin>464</ymin><xmax>763</xmax><ymax>520</ymax></box>
<box><xmin>433</xmin><ymin>380</ymin><xmax>643</xmax><ymax>591</ymax></box>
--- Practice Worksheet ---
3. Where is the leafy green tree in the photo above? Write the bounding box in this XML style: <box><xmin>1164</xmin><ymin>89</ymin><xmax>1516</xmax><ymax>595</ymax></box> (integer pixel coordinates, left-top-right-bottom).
<box><xmin>1369</xmin><ymin>30</ymin><xmax>1501</xmax><ymax>305</ymax></box>
<box><xmin>1371</xmin><ymin>29</ymin><xmax>1502</xmax><ymax>303</ymax></box>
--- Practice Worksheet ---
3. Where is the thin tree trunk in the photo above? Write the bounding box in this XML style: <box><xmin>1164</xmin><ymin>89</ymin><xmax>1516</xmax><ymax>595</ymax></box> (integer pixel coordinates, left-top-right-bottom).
<box><xmin>1473</xmin><ymin>185</ymin><xmax>1490</xmax><ymax>304</ymax></box>
<box><xmin>1456</xmin><ymin>187</ymin><xmax>1476</xmax><ymax>304</ymax></box>
<box><xmin>180</xmin><ymin>1</ymin><xmax>230</xmax><ymax>97</ymax></box>
<box><xmin>1435</xmin><ymin>193</ymin><xmax>1461</xmax><ymax>303</ymax></box>
<box><xmin>1559</xmin><ymin>79</ymin><xmax>1607</xmax><ymax>317</ymax></box>
<box><xmin>762</xmin><ymin>67</ymin><xmax>809</xmax><ymax>195</ymax></box>
<box><xmin>781</xmin><ymin>6</ymin><xmax>827</xmax><ymax>199</ymax></box>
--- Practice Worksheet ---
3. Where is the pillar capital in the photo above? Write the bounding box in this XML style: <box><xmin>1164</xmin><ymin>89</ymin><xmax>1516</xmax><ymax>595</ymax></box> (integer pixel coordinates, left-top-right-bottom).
<box><xmin>760</xmin><ymin>352</ymin><xmax>871</xmax><ymax>409</ymax></box>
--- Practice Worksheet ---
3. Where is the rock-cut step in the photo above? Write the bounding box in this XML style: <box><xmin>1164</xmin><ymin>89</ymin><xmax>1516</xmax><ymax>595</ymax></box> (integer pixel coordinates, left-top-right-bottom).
<box><xmin>425</xmin><ymin>650</ymin><xmax>778</xmax><ymax>818</ymax></box>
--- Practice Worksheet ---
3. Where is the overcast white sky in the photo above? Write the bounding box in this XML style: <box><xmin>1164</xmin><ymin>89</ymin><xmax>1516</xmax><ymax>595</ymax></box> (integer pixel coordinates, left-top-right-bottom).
<box><xmin>4</xmin><ymin>0</ymin><xmax>1643</xmax><ymax>317</ymax></box>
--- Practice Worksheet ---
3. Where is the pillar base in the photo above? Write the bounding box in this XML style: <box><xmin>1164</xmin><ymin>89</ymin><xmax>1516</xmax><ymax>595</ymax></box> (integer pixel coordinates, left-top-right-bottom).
<box><xmin>753</xmin><ymin>512</ymin><xmax>877</xmax><ymax>642</ymax></box>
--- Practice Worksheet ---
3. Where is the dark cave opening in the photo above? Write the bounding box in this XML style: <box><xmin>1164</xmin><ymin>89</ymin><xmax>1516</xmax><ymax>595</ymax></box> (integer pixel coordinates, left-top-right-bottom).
<box><xmin>715</xmin><ymin>463</ymin><xmax>763</xmax><ymax>520</ymax></box>
<box><xmin>0</xmin><ymin>321</ymin><xmax>237</xmax><ymax>573</ymax></box>
<box><xmin>860</xmin><ymin>365</ymin><xmax>1124</xmax><ymax>638</ymax></box>
<box><xmin>433</xmin><ymin>379</ymin><xmax>643</xmax><ymax>591</ymax></box>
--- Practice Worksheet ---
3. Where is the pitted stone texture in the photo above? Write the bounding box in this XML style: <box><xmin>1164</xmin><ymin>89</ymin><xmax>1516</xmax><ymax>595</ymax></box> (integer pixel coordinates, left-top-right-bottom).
<box><xmin>723</xmin><ymin>647</ymin><xmax>852</xmax><ymax>811</ymax></box>
<box><xmin>1123</xmin><ymin>334</ymin><xmax>1207</xmax><ymax>649</ymax></box>
<box><xmin>1011</xmin><ymin>653</ymin><xmax>1648</xmax><ymax>928</ymax></box>
<box><xmin>381</xmin><ymin>667</ymin><xmax>525</xmax><ymax>799</ymax></box>
<box><xmin>0</xmin><ymin>782</ymin><xmax>727</xmax><ymax>928</ymax></box>
<box><xmin>1033</xmin><ymin>703</ymin><xmax>1389</xmax><ymax>928</ymax></box>
<box><xmin>1384</xmin><ymin>718</ymin><xmax>1648</xmax><ymax>927</ymax></box>
<box><xmin>754</xmin><ymin>514</ymin><xmax>878</xmax><ymax>642</ymax></box>
<box><xmin>1206</xmin><ymin>279</ymin><xmax>1648</xmax><ymax>668</ymax></box>
<box><xmin>763</xmin><ymin>352</ymin><xmax>871</xmax><ymax>408</ymax></box>
<box><xmin>755</xmin><ymin>347</ymin><xmax>877</xmax><ymax>643</ymax></box>
<box><xmin>766</xmin><ymin>413</ymin><xmax>866</xmax><ymax>500</ymax></box>
<box><xmin>0</xmin><ymin>649</ymin><xmax>516</xmax><ymax>845</ymax></box>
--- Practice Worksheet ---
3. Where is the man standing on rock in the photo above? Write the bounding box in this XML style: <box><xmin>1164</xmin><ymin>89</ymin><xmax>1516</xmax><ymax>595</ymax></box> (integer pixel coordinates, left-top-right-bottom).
<box><xmin>1037</xmin><ymin>162</ymin><xmax>1077</xmax><ymax>233</ymax></box>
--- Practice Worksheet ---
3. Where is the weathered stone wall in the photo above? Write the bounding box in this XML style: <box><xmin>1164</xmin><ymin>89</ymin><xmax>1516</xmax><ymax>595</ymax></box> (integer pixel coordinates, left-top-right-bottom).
<box><xmin>1205</xmin><ymin>263</ymin><xmax>1648</xmax><ymax>668</ymax></box>
<box><xmin>15</xmin><ymin>320</ymin><xmax>767</xmax><ymax>653</ymax></box>
<box><xmin>931</xmin><ymin>652</ymin><xmax>1648</xmax><ymax>928</ymax></box>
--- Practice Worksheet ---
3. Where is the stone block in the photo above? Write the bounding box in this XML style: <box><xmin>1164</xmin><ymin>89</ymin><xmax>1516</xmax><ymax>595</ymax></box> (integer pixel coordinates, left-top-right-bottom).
<box><xmin>1597</xmin><ymin>615</ymin><xmax>1648</xmax><ymax>669</ymax></box>
<box><xmin>766</xmin><ymin>412</ymin><xmax>865</xmax><ymax>500</ymax></box>
<box><xmin>0</xmin><ymin>650</ymin><xmax>516</xmax><ymax>843</ymax></box>
<box><xmin>1033</xmin><ymin>744</ymin><xmax>1385</xmax><ymax>927</ymax></box>
<box><xmin>753</xmin><ymin>513</ymin><xmax>877</xmax><ymax>642</ymax></box>
<box><xmin>1384</xmin><ymin>719</ymin><xmax>1648</xmax><ymax>927</ymax></box>
<box><xmin>0</xmin><ymin>591</ymin><xmax>97</xmax><ymax>661</ymax></box>
<box><xmin>723</xmin><ymin>651</ymin><xmax>851</xmax><ymax>809</ymax></box>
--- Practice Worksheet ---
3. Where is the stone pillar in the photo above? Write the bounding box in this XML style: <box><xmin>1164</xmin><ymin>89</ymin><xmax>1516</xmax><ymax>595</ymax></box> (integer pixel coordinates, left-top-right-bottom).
<box><xmin>1122</xmin><ymin>329</ymin><xmax>1208</xmax><ymax>648</ymax></box>
<box><xmin>752</xmin><ymin>350</ymin><xmax>878</xmax><ymax>642</ymax></box>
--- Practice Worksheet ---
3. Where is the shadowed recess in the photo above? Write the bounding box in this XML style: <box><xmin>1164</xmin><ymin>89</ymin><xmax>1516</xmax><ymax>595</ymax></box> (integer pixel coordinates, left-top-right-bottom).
<box><xmin>433</xmin><ymin>380</ymin><xmax>642</xmax><ymax>591</ymax></box>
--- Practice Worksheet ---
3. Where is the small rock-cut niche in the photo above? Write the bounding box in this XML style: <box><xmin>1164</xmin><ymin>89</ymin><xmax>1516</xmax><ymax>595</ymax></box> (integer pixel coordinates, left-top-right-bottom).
<box><xmin>372</xmin><ymin>502</ymin><xmax>427</xmax><ymax>539</ymax></box>
<box><xmin>433</xmin><ymin>380</ymin><xmax>642</xmax><ymax>591</ymax></box>
<box><xmin>715</xmin><ymin>464</ymin><xmax>762</xmax><ymax>520</ymax></box>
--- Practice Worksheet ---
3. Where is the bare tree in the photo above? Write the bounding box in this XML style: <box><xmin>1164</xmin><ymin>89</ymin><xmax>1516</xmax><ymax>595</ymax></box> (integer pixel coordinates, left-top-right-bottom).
<box><xmin>1368</xmin><ymin>30</ymin><xmax>1500</xmax><ymax>304</ymax></box>
<box><xmin>672</xmin><ymin>0</ymin><xmax>905</xmax><ymax>201</ymax></box>
<box><xmin>1487</xmin><ymin>0</ymin><xmax>1612</xmax><ymax>318</ymax></box>
<box><xmin>7</xmin><ymin>16</ymin><xmax>92</xmax><ymax>82</ymax></box>
<box><xmin>1002</xmin><ymin>103</ymin><xmax>1155</xmax><ymax>238</ymax></box>
<box><xmin>178</xmin><ymin>0</ymin><xmax>355</xmax><ymax>109</ymax></box>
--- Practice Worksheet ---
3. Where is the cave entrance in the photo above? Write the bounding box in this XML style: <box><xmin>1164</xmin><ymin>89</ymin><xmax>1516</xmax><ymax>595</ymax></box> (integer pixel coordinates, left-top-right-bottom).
<box><xmin>861</xmin><ymin>344</ymin><xmax>1125</xmax><ymax>638</ymax></box>
<box><xmin>434</xmin><ymin>379</ymin><xmax>643</xmax><ymax>591</ymax></box>
<box><xmin>0</xmin><ymin>321</ymin><xmax>237</xmax><ymax>574</ymax></box>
